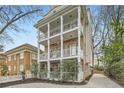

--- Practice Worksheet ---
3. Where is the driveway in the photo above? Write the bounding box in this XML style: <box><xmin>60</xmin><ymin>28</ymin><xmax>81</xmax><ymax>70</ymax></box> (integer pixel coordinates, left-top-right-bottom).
<box><xmin>6</xmin><ymin>74</ymin><xmax>122</xmax><ymax>88</ymax></box>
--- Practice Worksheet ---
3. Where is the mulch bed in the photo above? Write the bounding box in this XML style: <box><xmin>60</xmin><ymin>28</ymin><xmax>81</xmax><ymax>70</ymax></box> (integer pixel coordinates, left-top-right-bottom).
<box><xmin>0</xmin><ymin>77</ymin><xmax>92</xmax><ymax>88</ymax></box>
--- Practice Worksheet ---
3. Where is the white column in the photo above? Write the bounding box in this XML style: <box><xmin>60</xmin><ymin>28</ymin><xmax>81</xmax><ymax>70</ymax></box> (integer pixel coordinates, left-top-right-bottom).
<box><xmin>37</xmin><ymin>29</ymin><xmax>40</xmax><ymax>78</ymax></box>
<box><xmin>47</xmin><ymin>23</ymin><xmax>50</xmax><ymax>79</ymax></box>
<box><xmin>60</xmin><ymin>16</ymin><xmax>63</xmax><ymax>80</ymax></box>
<box><xmin>77</xmin><ymin>6</ymin><xmax>83</xmax><ymax>82</ymax></box>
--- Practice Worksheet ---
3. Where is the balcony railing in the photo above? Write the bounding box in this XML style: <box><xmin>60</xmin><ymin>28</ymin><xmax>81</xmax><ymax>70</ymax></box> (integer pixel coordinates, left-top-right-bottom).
<box><xmin>39</xmin><ymin>72</ymin><xmax>47</xmax><ymax>79</ymax></box>
<box><xmin>40</xmin><ymin>53</ymin><xmax>48</xmax><ymax>60</ymax></box>
<box><xmin>81</xmin><ymin>49</ymin><xmax>83</xmax><ymax>59</ymax></box>
<box><xmin>64</xmin><ymin>19</ymin><xmax>77</xmax><ymax>31</ymax></box>
<box><xmin>50</xmin><ymin>72</ymin><xmax>60</xmax><ymax>80</ymax></box>
<box><xmin>39</xmin><ymin>19</ymin><xmax>77</xmax><ymax>39</ymax></box>
<box><xmin>50</xmin><ymin>49</ymin><xmax>61</xmax><ymax>59</ymax></box>
<box><xmin>39</xmin><ymin>33</ymin><xmax>48</xmax><ymax>41</ymax></box>
<box><xmin>50</xmin><ymin>27</ymin><xmax>60</xmax><ymax>36</ymax></box>
<box><xmin>63</xmin><ymin>47</ymin><xmax>78</xmax><ymax>57</ymax></box>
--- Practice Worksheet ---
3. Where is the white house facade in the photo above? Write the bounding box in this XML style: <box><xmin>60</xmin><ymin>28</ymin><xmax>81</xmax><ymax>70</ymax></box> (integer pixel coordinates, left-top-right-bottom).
<box><xmin>34</xmin><ymin>5</ymin><xmax>93</xmax><ymax>82</ymax></box>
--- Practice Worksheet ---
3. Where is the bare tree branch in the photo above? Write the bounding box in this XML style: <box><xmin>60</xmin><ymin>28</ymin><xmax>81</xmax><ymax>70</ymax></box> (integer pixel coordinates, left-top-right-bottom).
<box><xmin>0</xmin><ymin>8</ymin><xmax>42</xmax><ymax>34</ymax></box>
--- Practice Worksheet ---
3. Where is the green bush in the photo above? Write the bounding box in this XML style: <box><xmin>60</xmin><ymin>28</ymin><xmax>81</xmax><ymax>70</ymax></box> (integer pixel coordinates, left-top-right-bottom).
<box><xmin>94</xmin><ymin>65</ymin><xmax>104</xmax><ymax>71</ymax></box>
<box><xmin>110</xmin><ymin>59</ymin><xmax>124</xmax><ymax>81</ymax></box>
<box><xmin>62</xmin><ymin>60</ymin><xmax>78</xmax><ymax>81</ymax></box>
<box><xmin>1</xmin><ymin>64</ymin><xmax>8</xmax><ymax>76</ymax></box>
<box><xmin>31</xmin><ymin>61</ymin><xmax>38</xmax><ymax>78</ymax></box>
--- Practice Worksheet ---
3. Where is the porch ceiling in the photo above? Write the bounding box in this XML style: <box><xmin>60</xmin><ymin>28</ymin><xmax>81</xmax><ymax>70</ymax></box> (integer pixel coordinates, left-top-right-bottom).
<box><xmin>63</xmin><ymin>30</ymin><xmax>78</xmax><ymax>41</ymax></box>
<box><xmin>50</xmin><ymin>36</ymin><xmax>60</xmax><ymax>44</ymax></box>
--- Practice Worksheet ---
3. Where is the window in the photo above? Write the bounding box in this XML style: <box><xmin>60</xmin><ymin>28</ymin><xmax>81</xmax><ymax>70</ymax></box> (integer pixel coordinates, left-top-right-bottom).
<box><xmin>19</xmin><ymin>64</ymin><xmax>24</xmax><ymax>71</ymax></box>
<box><xmin>14</xmin><ymin>55</ymin><xmax>16</xmax><ymax>60</ymax></box>
<box><xmin>8</xmin><ymin>56</ymin><xmax>11</xmax><ymax>61</ymax></box>
<box><xmin>8</xmin><ymin>66</ymin><xmax>11</xmax><ymax>71</ymax></box>
<box><xmin>20</xmin><ymin>52</ymin><xmax>24</xmax><ymax>59</ymax></box>
<box><xmin>14</xmin><ymin>66</ymin><xmax>16</xmax><ymax>71</ymax></box>
<box><xmin>32</xmin><ymin>53</ymin><xmax>37</xmax><ymax>60</ymax></box>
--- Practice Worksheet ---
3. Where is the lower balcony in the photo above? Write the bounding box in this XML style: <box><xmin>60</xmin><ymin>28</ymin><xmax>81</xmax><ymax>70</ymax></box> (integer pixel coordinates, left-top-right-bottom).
<box><xmin>39</xmin><ymin>33</ymin><xmax>47</xmax><ymax>41</ymax></box>
<box><xmin>40</xmin><ymin>53</ymin><xmax>48</xmax><ymax>60</ymax></box>
<box><xmin>63</xmin><ymin>47</ymin><xmax>78</xmax><ymax>57</ymax></box>
<box><xmin>40</xmin><ymin>46</ymin><xmax>79</xmax><ymax>61</ymax></box>
<box><xmin>50</xmin><ymin>50</ymin><xmax>61</xmax><ymax>59</ymax></box>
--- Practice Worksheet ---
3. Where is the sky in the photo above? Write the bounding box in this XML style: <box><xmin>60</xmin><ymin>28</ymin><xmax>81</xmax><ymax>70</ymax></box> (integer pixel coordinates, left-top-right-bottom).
<box><xmin>4</xmin><ymin>5</ymin><xmax>51</xmax><ymax>51</ymax></box>
<box><xmin>4</xmin><ymin>5</ymin><xmax>96</xmax><ymax>51</ymax></box>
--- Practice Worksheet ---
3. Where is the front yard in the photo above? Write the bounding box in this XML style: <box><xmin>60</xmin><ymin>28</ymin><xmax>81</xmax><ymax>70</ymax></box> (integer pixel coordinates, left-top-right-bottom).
<box><xmin>0</xmin><ymin>74</ymin><xmax>122</xmax><ymax>88</ymax></box>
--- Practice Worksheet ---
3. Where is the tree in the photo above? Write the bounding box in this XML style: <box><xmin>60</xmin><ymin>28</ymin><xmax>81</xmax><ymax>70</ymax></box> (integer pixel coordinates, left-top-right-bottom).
<box><xmin>31</xmin><ymin>61</ymin><xmax>38</xmax><ymax>78</ymax></box>
<box><xmin>90</xmin><ymin>5</ymin><xmax>124</xmax><ymax>67</ymax></box>
<box><xmin>101</xmin><ymin>17</ymin><xmax>124</xmax><ymax>81</ymax></box>
<box><xmin>0</xmin><ymin>5</ymin><xmax>52</xmax><ymax>49</ymax></box>
<box><xmin>0</xmin><ymin>6</ymin><xmax>44</xmax><ymax>34</ymax></box>
<box><xmin>0</xmin><ymin>63</ymin><xmax>8</xmax><ymax>76</ymax></box>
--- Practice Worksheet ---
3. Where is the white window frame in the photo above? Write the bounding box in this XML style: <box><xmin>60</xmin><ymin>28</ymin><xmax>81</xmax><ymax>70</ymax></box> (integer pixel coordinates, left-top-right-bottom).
<box><xmin>32</xmin><ymin>53</ymin><xmax>37</xmax><ymax>60</ymax></box>
<box><xmin>14</xmin><ymin>55</ymin><xmax>16</xmax><ymax>60</ymax></box>
<box><xmin>20</xmin><ymin>52</ymin><xmax>24</xmax><ymax>59</ymax></box>
<box><xmin>14</xmin><ymin>65</ymin><xmax>16</xmax><ymax>71</ymax></box>
<box><xmin>8</xmin><ymin>56</ymin><xmax>11</xmax><ymax>61</ymax></box>
<box><xmin>19</xmin><ymin>64</ymin><xmax>24</xmax><ymax>72</ymax></box>
<box><xmin>8</xmin><ymin>65</ymin><xmax>11</xmax><ymax>71</ymax></box>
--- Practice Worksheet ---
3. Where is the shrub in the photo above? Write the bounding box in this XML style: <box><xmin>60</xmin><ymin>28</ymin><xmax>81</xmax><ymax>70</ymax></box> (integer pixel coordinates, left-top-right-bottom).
<box><xmin>61</xmin><ymin>59</ymin><xmax>78</xmax><ymax>81</ymax></box>
<box><xmin>31</xmin><ymin>61</ymin><xmax>38</xmax><ymax>78</ymax></box>
<box><xmin>94</xmin><ymin>65</ymin><xmax>104</xmax><ymax>71</ymax></box>
<box><xmin>110</xmin><ymin>59</ymin><xmax>124</xmax><ymax>81</ymax></box>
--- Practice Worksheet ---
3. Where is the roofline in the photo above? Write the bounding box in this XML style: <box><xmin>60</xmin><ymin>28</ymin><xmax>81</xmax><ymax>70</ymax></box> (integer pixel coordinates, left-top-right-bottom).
<box><xmin>5</xmin><ymin>43</ymin><xmax>38</xmax><ymax>54</ymax></box>
<box><xmin>43</xmin><ymin>5</ymin><xmax>60</xmax><ymax>18</ymax></box>
<box><xmin>34</xmin><ymin>6</ymin><xmax>78</xmax><ymax>28</ymax></box>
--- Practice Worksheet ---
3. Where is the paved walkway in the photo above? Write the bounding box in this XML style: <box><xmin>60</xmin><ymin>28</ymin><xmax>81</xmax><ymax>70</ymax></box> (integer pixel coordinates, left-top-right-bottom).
<box><xmin>6</xmin><ymin>74</ymin><xmax>122</xmax><ymax>88</ymax></box>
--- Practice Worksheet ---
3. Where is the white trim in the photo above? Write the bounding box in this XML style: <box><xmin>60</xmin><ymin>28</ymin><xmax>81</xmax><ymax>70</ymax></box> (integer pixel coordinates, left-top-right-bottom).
<box><xmin>37</xmin><ymin>7</ymin><xmax>78</xmax><ymax>29</ymax></box>
<box><xmin>39</xmin><ymin>27</ymin><xmax>79</xmax><ymax>43</ymax></box>
<box><xmin>62</xmin><ymin>56</ymin><xmax>78</xmax><ymax>60</ymax></box>
<box><xmin>77</xmin><ymin>6</ymin><xmax>83</xmax><ymax>82</ymax></box>
<box><xmin>47</xmin><ymin>23</ymin><xmax>50</xmax><ymax>79</ymax></box>
<box><xmin>50</xmin><ymin>58</ymin><xmax>61</xmax><ymax>61</ymax></box>
<box><xmin>39</xmin><ymin>60</ymin><xmax>48</xmax><ymax>62</ymax></box>
<box><xmin>39</xmin><ymin>36</ymin><xmax>48</xmax><ymax>42</ymax></box>
<box><xmin>49</xmin><ymin>33</ymin><xmax>61</xmax><ymax>39</ymax></box>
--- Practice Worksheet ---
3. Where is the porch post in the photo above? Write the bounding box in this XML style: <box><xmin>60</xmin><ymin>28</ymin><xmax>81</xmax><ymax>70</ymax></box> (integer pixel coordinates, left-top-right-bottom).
<box><xmin>77</xmin><ymin>6</ymin><xmax>83</xmax><ymax>82</ymax></box>
<box><xmin>37</xmin><ymin>29</ymin><xmax>40</xmax><ymax>78</ymax></box>
<box><xmin>47</xmin><ymin>23</ymin><xmax>50</xmax><ymax>79</ymax></box>
<box><xmin>60</xmin><ymin>16</ymin><xmax>63</xmax><ymax>80</ymax></box>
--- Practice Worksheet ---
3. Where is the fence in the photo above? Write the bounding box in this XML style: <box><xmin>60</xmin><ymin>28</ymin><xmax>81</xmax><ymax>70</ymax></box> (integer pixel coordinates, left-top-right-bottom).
<box><xmin>0</xmin><ymin>74</ymin><xmax>32</xmax><ymax>83</ymax></box>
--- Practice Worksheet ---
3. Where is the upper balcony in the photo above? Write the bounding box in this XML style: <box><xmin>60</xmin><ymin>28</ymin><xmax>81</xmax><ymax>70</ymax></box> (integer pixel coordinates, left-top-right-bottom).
<box><xmin>40</xmin><ymin>53</ymin><xmax>48</xmax><ymax>61</ymax></box>
<box><xmin>39</xmin><ymin>25</ymin><xmax>48</xmax><ymax>41</ymax></box>
<box><xmin>63</xmin><ymin>9</ymin><xmax>78</xmax><ymax>32</ymax></box>
<box><xmin>39</xmin><ymin>8</ymin><xmax>78</xmax><ymax>42</ymax></box>
<box><xmin>50</xmin><ymin>49</ymin><xmax>61</xmax><ymax>59</ymax></box>
<box><xmin>50</xmin><ymin>18</ymin><xmax>61</xmax><ymax>37</ymax></box>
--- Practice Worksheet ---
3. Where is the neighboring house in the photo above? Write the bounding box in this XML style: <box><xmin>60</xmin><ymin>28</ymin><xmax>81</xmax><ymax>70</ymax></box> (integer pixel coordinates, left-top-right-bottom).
<box><xmin>34</xmin><ymin>6</ymin><xmax>93</xmax><ymax>82</ymax></box>
<box><xmin>5</xmin><ymin>44</ymin><xmax>37</xmax><ymax>76</ymax></box>
<box><xmin>0</xmin><ymin>52</ymin><xmax>7</xmax><ymax>76</ymax></box>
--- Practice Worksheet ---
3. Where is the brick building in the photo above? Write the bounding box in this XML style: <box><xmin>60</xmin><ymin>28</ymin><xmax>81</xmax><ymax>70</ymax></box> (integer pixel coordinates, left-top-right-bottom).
<box><xmin>5</xmin><ymin>44</ymin><xmax>37</xmax><ymax>76</ymax></box>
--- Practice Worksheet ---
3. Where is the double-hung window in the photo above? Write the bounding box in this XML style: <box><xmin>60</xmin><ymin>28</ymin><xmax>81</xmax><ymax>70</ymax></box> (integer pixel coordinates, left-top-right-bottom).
<box><xmin>20</xmin><ymin>52</ymin><xmax>24</xmax><ymax>59</ymax></box>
